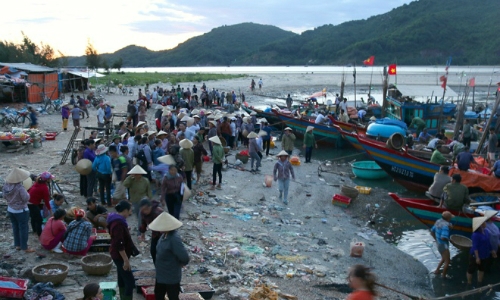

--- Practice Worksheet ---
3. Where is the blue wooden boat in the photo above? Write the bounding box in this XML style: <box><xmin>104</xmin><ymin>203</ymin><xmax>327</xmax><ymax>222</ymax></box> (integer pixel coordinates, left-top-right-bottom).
<box><xmin>384</xmin><ymin>84</ymin><xmax>457</xmax><ymax>135</ymax></box>
<box><xmin>350</xmin><ymin>161</ymin><xmax>388</xmax><ymax>179</ymax></box>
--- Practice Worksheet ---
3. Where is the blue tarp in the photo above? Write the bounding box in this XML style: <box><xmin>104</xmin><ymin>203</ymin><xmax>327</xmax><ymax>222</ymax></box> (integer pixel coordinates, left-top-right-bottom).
<box><xmin>374</xmin><ymin>117</ymin><xmax>408</xmax><ymax>130</ymax></box>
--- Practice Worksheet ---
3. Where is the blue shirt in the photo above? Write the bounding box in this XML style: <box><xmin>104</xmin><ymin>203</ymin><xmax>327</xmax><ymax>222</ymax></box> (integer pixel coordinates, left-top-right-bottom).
<box><xmin>49</xmin><ymin>199</ymin><xmax>60</xmax><ymax>211</ymax></box>
<box><xmin>262</xmin><ymin>126</ymin><xmax>272</xmax><ymax>141</ymax></box>
<box><xmin>105</xmin><ymin>106</ymin><xmax>112</xmax><ymax>119</ymax></box>
<box><xmin>493</xmin><ymin>160</ymin><xmax>500</xmax><ymax>178</ymax></box>
<box><xmin>152</xmin><ymin>148</ymin><xmax>166</xmax><ymax>165</ymax></box>
<box><xmin>471</xmin><ymin>230</ymin><xmax>492</xmax><ymax>259</ymax></box>
<box><xmin>92</xmin><ymin>154</ymin><xmax>112</xmax><ymax>174</ymax></box>
<box><xmin>30</xmin><ymin>111</ymin><xmax>38</xmax><ymax>126</ymax></box>
<box><xmin>431</xmin><ymin>218</ymin><xmax>451</xmax><ymax>245</ymax></box>
<box><xmin>457</xmin><ymin>151</ymin><xmax>474</xmax><ymax>171</ymax></box>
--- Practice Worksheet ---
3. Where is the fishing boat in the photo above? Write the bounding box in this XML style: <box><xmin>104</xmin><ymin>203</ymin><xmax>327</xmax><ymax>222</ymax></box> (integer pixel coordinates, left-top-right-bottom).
<box><xmin>271</xmin><ymin>108</ymin><xmax>343</xmax><ymax>146</ymax></box>
<box><xmin>356</xmin><ymin>133</ymin><xmax>500</xmax><ymax>193</ymax></box>
<box><xmin>384</xmin><ymin>84</ymin><xmax>457</xmax><ymax>135</ymax></box>
<box><xmin>350</xmin><ymin>161</ymin><xmax>388</xmax><ymax>179</ymax></box>
<box><xmin>389</xmin><ymin>193</ymin><xmax>500</xmax><ymax>237</ymax></box>
<box><xmin>241</xmin><ymin>106</ymin><xmax>282</xmax><ymax>127</ymax></box>
<box><xmin>333</xmin><ymin>124</ymin><xmax>364</xmax><ymax>151</ymax></box>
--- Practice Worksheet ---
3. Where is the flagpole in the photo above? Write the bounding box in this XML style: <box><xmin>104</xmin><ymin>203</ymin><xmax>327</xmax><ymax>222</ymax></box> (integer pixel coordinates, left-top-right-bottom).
<box><xmin>382</xmin><ymin>65</ymin><xmax>388</xmax><ymax>118</ymax></box>
<box><xmin>395</xmin><ymin>58</ymin><xmax>398</xmax><ymax>85</ymax></box>
<box><xmin>437</xmin><ymin>57</ymin><xmax>452</xmax><ymax>132</ymax></box>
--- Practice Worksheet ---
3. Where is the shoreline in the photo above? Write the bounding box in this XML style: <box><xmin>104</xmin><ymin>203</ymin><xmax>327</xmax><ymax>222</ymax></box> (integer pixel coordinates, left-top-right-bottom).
<box><xmin>0</xmin><ymin>75</ymin><xmax>437</xmax><ymax>299</ymax></box>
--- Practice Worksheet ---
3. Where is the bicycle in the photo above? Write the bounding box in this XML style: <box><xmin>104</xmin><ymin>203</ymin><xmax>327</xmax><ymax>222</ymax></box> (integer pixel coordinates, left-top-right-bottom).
<box><xmin>0</xmin><ymin>111</ymin><xmax>18</xmax><ymax>130</ymax></box>
<box><xmin>15</xmin><ymin>108</ymin><xmax>31</xmax><ymax>128</ymax></box>
<box><xmin>41</xmin><ymin>94</ymin><xmax>62</xmax><ymax>114</ymax></box>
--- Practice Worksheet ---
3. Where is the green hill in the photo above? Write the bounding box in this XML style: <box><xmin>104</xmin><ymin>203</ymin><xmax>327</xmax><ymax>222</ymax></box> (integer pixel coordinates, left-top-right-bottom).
<box><xmin>66</xmin><ymin>23</ymin><xmax>297</xmax><ymax>67</ymax></box>
<box><xmin>66</xmin><ymin>0</ymin><xmax>500</xmax><ymax>67</ymax></box>
<box><xmin>243</xmin><ymin>0</ymin><xmax>500</xmax><ymax>65</ymax></box>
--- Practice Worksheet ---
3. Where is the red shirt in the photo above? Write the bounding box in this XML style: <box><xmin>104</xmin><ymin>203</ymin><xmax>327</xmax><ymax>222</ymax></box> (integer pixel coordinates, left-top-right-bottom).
<box><xmin>28</xmin><ymin>182</ymin><xmax>50</xmax><ymax>208</ymax></box>
<box><xmin>40</xmin><ymin>218</ymin><xmax>66</xmax><ymax>246</ymax></box>
<box><xmin>347</xmin><ymin>290</ymin><xmax>375</xmax><ymax>300</ymax></box>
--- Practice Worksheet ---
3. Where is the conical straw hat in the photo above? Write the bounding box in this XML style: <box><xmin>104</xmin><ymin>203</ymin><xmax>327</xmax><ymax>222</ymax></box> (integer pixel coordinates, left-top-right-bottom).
<box><xmin>157</xmin><ymin>130</ymin><xmax>168</xmax><ymax>137</ymax></box>
<box><xmin>75</xmin><ymin>159</ymin><xmax>93</xmax><ymax>175</ymax></box>
<box><xmin>22</xmin><ymin>177</ymin><xmax>33</xmax><ymax>190</ymax></box>
<box><xmin>157</xmin><ymin>155</ymin><xmax>175</xmax><ymax>165</ymax></box>
<box><xmin>148</xmin><ymin>212</ymin><xmax>183</xmax><ymax>232</ymax></box>
<box><xmin>128</xmin><ymin>165</ymin><xmax>147</xmax><ymax>175</ymax></box>
<box><xmin>258</xmin><ymin>130</ymin><xmax>268</xmax><ymax>137</ymax></box>
<box><xmin>5</xmin><ymin>168</ymin><xmax>30</xmax><ymax>183</ymax></box>
<box><xmin>484</xmin><ymin>210</ymin><xmax>498</xmax><ymax>220</ymax></box>
<box><xmin>179</xmin><ymin>139</ymin><xmax>193</xmax><ymax>149</ymax></box>
<box><xmin>277</xmin><ymin>150</ymin><xmax>289</xmax><ymax>157</ymax></box>
<box><xmin>186</xmin><ymin>117</ymin><xmax>195</xmax><ymax>127</ymax></box>
<box><xmin>209</xmin><ymin>136</ymin><xmax>222</xmax><ymax>144</ymax></box>
<box><xmin>306</xmin><ymin>126</ymin><xmax>314</xmax><ymax>132</ymax></box>
<box><xmin>473</xmin><ymin>216</ymin><xmax>488</xmax><ymax>232</ymax></box>
<box><xmin>247</xmin><ymin>132</ymin><xmax>258</xmax><ymax>139</ymax></box>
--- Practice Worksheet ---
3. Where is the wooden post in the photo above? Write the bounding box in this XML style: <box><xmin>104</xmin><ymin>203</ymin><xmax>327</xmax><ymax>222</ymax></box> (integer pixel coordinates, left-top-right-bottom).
<box><xmin>476</xmin><ymin>93</ymin><xmax>500</xmax><ymax>154</ymax></box>
<box><xmin>381</xmin><ymin>66</ymin><xmax>388</xmax><ymax>118</ymax></box>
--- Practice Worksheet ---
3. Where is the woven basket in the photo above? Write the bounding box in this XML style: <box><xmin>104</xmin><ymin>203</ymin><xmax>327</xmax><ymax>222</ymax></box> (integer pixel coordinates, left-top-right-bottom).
<box><xmin>32</xmin><ymin>263</ymin><xmax>69</xmax><ymax>285</ymax></box>
<box><xmin>81</xmin><ymin>253</ymin><xmax>113</xmax><ymax>275</ymax></box>
<box><xmin>450</xmin><ymin>234</ymin><xmax>472</xmax><ymax>251</ymax></box>
<box><xmin>341</xmin><ymin>185</ymin><xmax>359</xmax><ymax>199</ymax></box>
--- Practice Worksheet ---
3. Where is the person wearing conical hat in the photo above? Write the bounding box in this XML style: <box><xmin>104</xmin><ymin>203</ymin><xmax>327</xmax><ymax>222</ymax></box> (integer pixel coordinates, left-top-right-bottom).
<box><xmin>150</xmin><ymin>212</ymin><xmax>189</xmax><ymax>300</ymax></box>
<box><xmin>83</xmin><ymin>139</ymin><xmax>98</xmax><ymax>198</ymax></box>
<box><xmin>179</xmin><ymin>139</ymin><xmax>195</xmax><ymax>189</ymax></box>
<box><xmin>430</xmin><ymin>211</ymin><xmax>455</xmax><ymax>278</ymax></box>
<box><xmin>110</xmin><ymin>134</ymin><xmax>123</xmax><ymax>155</ymax></box>
<box><xmin>484</xmin><ymin>210</ymin><xmax>500</xmax><ymax>253</ymax></box>
<box><xmin>303</xmin><ymin>126</ymin><xmax>317</xmax><ymax>163</ymax></box>
<box><xmin>282</xmin><ymin>127</ymin><xmax>296</xmax><ymax>156</ymax></box>
<box><xmin>274</xmin><ymin>150</ymin><xmax>295</xmax><ymax>205</ymax></box>
<box><xmin>3</xmin><ymin>168</ymin><xmax>35</xmax><ymax>253</ymax></box>
<box><xmin>123</xmin><ymin>165</ymin><xmax>152</xmax><ymax>235</ymax></box>
<box><xmin>467</xmin><ymin>215</ymin><xmax>497</xmax><ymax>285</ymax></box>
<box><xmin>209</xmin><ymin>136</ymin><xmax>224</xmax><ymax>190</ymax></box>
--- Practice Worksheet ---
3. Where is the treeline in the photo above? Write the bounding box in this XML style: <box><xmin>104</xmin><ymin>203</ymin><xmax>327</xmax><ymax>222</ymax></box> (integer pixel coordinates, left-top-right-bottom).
<box><xmin>0</xmin><ymin>33</ymin><xmax>60</xmax><ymax>67</ymax></box>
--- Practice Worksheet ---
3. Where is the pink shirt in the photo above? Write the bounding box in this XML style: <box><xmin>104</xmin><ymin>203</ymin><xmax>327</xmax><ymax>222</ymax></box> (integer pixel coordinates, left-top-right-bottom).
<box><xmin>40</xmin><ymin>218</ymin><xmax>66</xmax><ymax>246</ymax></box>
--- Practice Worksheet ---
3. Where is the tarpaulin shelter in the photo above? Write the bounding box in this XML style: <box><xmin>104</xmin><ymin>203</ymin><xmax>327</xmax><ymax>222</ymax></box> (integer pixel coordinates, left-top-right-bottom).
<box><xmin>0</xmin><ymin>62</ymin><xmax>58</xmax><ymax>103</ymax></box>
<box><xmin>59</xmin><ymin>67</ymin><xmax>105</xmax><ymax>93</ymax></box>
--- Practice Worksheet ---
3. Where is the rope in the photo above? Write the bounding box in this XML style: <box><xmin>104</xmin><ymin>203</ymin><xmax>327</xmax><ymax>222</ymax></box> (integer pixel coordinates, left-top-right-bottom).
<box><xmin>431</xmin><ymin>283</ymin><xmax>500</xmax><ymax>299</ymax></box>
<box><xmin>375</xmin><ymin>282</ymin><xmax>423</xmax><ymax>300</ymax></box>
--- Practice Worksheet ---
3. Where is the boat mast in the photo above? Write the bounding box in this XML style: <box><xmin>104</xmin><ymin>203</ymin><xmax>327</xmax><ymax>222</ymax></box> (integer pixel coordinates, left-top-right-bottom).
<box><xmin>437</xmin><ymin>57</ymin><xmax>452</xmax><ymax>132</ymax></box>
<box><xmin>476</xmin><ymin>93</ymin><xmax>500</xmax><ymax>155</ymax></box>
<box><xmin>353</xmin><ymin>64</ymin><xmax>357</xmax><ymax>108</ymax></box>
<box><xmin>381</xmin><ymin>66</ymin><xmax>388</xmax><ymax>118</ymax></box>
<box><xmin>340</xmin><ymin>71</ymin><xmax>345</xmax><ymax>104</ymax></box>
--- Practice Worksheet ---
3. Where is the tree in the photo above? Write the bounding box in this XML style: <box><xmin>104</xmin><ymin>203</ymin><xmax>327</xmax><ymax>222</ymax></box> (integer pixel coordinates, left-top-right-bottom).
<box><xmin>112</xmin><ymin>57</ymin><xmax>123</xmax><ymax>71</ymax></box>
<box><xmin>102</xmin><ymin>60</ymin><xmax>109</xmax><ymax>72</ymax></box>
<box><xmin>85</xmin><ymin>40</ymin><xmax>100</xmax><ymax>70</ymax></box>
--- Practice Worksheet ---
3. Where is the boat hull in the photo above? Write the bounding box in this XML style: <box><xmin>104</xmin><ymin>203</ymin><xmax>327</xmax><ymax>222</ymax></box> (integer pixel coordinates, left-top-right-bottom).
<box><xmin>388</xmin><ymin>193</ymin><xmax>479</xmax><ymax>236</ymax></box>
<box><xmin>351</xmin><ymin>161</ymin><xmax>388</xmax><ymax>179</ymax></box>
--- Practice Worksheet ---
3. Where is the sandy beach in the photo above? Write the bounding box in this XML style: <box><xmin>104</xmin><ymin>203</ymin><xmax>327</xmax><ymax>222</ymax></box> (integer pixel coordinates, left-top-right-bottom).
<box><xmin>0</xmin><ymin>74</ymin><xmax>434</xmax><ymax>299</ymax></box>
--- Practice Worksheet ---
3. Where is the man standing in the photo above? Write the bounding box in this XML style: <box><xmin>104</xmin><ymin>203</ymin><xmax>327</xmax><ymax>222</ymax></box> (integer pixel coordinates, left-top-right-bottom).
<box><xmin>303</xmin><ymin>126</ymin><xmax>317</xmax><ymax>163</ymax></box>
<box><xmin>273</xmin><ymin>150</ymin><xmax>295</xmax><ymax>205</ymax></box>
<box><xmin>282</xmin><ymin>127</ymin><xmax>296</xmax><ymax>156</ymax></box>
<box><xmin>261</xmin><ymin>121</ymin><xmax>272</xmax><ymax>156</ymax></box>
<box><xmin>488</xmin><ymin>127</ymin><xmax>498</xmax><ymax>167</ymax></box>
<box><xmin>97</xmin><ymin>103</ymin><xmax>105</xmax><ymax>128</ymax></box>
<box><xmin>340</xmin><ymin>98</ymin><xmax>348</xmax><ymax>114</ymax></box>
<box><xmin>84</xmin><ymin>139</ymin><xmax>97</xmax><ymax>198</ymax></box>
<box><xmin>430</xmin><ymin>211</ymin><xmax>454</xmax><ymax>278</ymax></box>
<box><xmin>462</xmin><ymin>119</ymin><xmax>472</xmax><ymax>148</ymax></box>
<box><xmin>286</xmin><ymin>94</ymin><xmax>293</xmax><ymax>110</ymax></box>
<box><xmin>440</xmin><ymin>174</ymin><xmax>470</xmax><ymax>210</ymax></box>
<box><xmin>152</xmin><ymin>88</ymin><xmax>158</xmax><ymax>104</ymax></box>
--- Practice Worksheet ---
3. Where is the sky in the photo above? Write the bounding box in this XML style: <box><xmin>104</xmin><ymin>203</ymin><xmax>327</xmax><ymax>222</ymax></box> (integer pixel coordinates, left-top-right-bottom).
<box><xmin>2</xmin><ymin>0</ymin><xmax>412</xmax><ymax>57</ymax></box>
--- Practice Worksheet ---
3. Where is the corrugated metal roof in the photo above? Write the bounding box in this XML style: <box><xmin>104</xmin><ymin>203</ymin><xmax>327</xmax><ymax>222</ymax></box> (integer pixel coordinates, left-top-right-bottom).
<box><xmin>393</xmin><ymin>84</ymin><xmax>458</xmax><ymax>98</ymax></box>
<box><xmin>0</xmin><ymin>62</ymin><xmax>55</xmax><ymax>73</ymax></box>
<box><xmin>66</xmin><ymin>70</ymin><xmax>106</xmax><ymax>78</ymax></box>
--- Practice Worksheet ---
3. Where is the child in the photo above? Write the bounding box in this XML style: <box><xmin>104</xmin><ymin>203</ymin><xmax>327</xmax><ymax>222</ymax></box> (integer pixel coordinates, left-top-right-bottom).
<box><xmin>273</xmin><ymin>150</ymin><xmax>295</xmax><ymax>205</ymax></box>
<box><xmin>29</xmin><ymin>106</ymin><xmax>38</xmax><ymax>129</ymax></box>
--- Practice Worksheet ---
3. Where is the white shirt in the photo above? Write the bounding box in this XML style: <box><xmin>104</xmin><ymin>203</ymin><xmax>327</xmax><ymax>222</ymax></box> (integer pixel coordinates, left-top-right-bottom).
<box><xmin>315</xmin><ymin>114</ymin><xmax>326</xmax><ymax>124</ymax></box>
<box><xmin>340</xmin><ymin>101</ymin><xmax>348</xmax><ymax>112</ymax></box>
<box><xmin>230</xmin><ymin>122</ymin><xmax>237</xmax><ymax>136</ymax></box>
<box><xmin>427</xmin><ymin>138</ymin><xmax>440</xmax><ymax>149</ymax></box>
<box><xmin>97</xmin><ymin>108</ymin><xmax>105</xmax><ymax>123</ymax></box>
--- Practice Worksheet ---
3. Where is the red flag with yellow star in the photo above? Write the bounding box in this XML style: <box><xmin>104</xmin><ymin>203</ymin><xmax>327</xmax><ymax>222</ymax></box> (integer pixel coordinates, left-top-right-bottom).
<box><xmin>363</xmin><ymin>56</ymin><xmax>375</xmax><ymax>66</ymax></box>
<box><xmin>388</xmin><ymin>64</ymin><xmax>397</xmax><ymax>75</ymax></box>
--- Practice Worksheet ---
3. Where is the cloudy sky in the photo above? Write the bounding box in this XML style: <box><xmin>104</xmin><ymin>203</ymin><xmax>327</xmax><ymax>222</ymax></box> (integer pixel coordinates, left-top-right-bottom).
<box><xmin>2</xmin><ymin>0</ymin><xmax>411</xmax><ymax>56</ymax></box>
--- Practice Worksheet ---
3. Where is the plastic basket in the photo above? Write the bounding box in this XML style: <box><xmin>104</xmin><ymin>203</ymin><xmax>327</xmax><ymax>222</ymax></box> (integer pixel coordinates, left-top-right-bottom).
<box><xmin>332</xmin><ymin>194</ymin><xmax>351</xmax><ymax>207</ymax></box>
<box><xmin>100</xmin><ymin>282</ymin><xmax>117</xmax><ymax>300</ymax></box>
<box><xmin>0</xmin><ymin>276</ymin><xmax>29</xmax><ymax>299</ymax></box>
<box><xmin>355</xmin><ymin>186</ymin><xmax>372</xmax><ymax>195</ymax></box>
<box><xmin>181</xmin><ymin>282</ymin><xmax>215</xmax><ymax>299</ymax></box>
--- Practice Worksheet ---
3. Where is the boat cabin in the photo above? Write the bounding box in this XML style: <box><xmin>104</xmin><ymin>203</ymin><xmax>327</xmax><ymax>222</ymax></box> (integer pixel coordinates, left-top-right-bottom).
<box><xmin>385</xmin><ymin>84</ymin><xmax>458</xmax><ymax>133</ymax></box>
